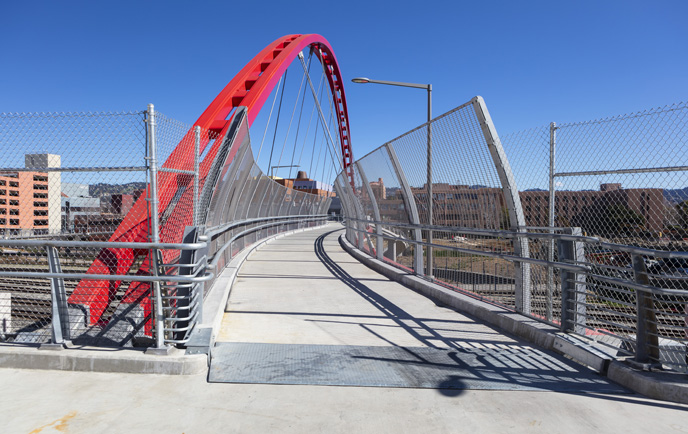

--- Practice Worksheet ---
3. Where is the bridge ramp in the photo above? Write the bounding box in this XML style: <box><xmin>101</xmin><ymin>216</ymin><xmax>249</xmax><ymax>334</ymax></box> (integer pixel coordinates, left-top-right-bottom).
<box><xmin>212</xmin><ymin>224</ymin><xmax>625</xmax><ymax>393</ymax></box>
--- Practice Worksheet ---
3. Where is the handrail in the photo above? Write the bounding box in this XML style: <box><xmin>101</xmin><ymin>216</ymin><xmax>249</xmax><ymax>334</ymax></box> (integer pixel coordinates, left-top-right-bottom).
<box><xmin>207</xmin><ymin>215</ymin><xmax>328</xmax><ymax>269</ymax></box>
<box><xmin>0</xmin><ymin>239</ymin><xmax>208</xmax><ymax>250</ymax></box>
<box><xmin>346</xmin><ymin>216</ymin><xmax>688</xmax><ymax>259</ymax></box>
<box><xmin>346</xmin><ymin>220</ymin><xmax>688</xmax><ymax>297</ymax></box>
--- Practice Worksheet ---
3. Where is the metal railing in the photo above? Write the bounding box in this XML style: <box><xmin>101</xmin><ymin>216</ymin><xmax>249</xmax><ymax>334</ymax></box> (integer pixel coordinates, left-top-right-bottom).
<box><xmin>0</xmin><ymin>105</ymin><xmax>331</xmax><ymax>350</ymax></box>
<box><xmin>336</xmin><ymin>97</ymin><xmax>688</xmax><ymax>373</ymax></box>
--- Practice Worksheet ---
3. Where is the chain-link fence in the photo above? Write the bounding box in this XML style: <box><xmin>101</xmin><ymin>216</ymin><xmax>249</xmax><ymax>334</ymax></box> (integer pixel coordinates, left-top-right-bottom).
<box><xmin>338</xmin><ymin>98</ymin><xmax>688</xmax><ymax>373</ymax></box>
<box><xmin>337</xmin><ymin>97</ymin><xmax>527</xmax><ymax>310</ymax></box>
<box><xmin>0</xmin><ymin>106</ymin><xmax>330</xmax><ymax>349</ymax></box>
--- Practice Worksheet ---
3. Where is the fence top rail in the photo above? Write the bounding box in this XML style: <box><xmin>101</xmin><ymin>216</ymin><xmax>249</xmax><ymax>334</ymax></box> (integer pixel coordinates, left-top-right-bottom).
<box><xmin>0</xmin><ymin>270</ymin><xmax>213</xmax><ymax>283</ymax></box>
<box><xmin>204</xmin><ymin>214</ymin><xmax>329</xmax><ymax>238</ymax></box>
<box><xmin>0</xmin><ymin>239</ymin><xmax>208</xmax><ymax>250</ymax></box>
<box><xmin>0</xmin><ymin>110</ymin><xmax>145</xmax><ymax>117</ymax></box>
<box><xmin>0</xmin><ymin>166</ymin><xmax>147</xmax><ymax>173</ymax></box>
<box><xmin>556</xmin><ymin>100</ymin><xmax>688</xmax><ymax>129</ymax></box>
<box><xmin>347</xmin><ymin>221</ymin><xmax>688</xmax><ymax>298</ymax></box>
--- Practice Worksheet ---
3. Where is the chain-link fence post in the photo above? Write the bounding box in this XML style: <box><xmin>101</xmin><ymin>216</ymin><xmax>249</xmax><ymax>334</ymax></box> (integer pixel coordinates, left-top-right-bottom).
<box><xmin>557</xmin><ymin>227</ymin><xmax>586</xmax><ymax>334</ymax></box>
<box><xmin>547</xmin><ymin>122</ymin><xmax>557</xmax><ymax>321</ymax></box>
<box><xmin>426</xmin><ymin>85</ymin><xmax>433</xmax><ymax>278</ymax></box>
<box><xmin>146</xmin><ymin>103</ymin><xmax>165</xmax><ymax>350</ymax></box>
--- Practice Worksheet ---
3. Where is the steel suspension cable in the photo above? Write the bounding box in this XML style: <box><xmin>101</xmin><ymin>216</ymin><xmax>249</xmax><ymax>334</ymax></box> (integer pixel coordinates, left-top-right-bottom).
<box><xmin>297</xmin><ymin>52</ymin><xmax>344</xmax><ymax>176</ymax></box>
<box><xmin>274</xmin><ymin>61</ymin><xmax>309</xmax><ymax>178</ymax></box>
<box><xmin>287</xmin><ymin>51</ymin><xmax>314</xmax><ymax>179</ymax></box>
<box><xmin>307</xmin><ymin>71</ymin><xmax>327</xmax><ymax>177</ymax></box>
<box><xmin>267</xmin><ymin>69</ymin><xmax>289</xmax><ymax>177</ymax></box>
<box><xmin>296</xmin><ymin>67</ymin><xmax>325</xmax><ymax>176</ymax></box>
<box><xmin>256</xmin><ymin>75</ymin><xmax>283</xmax><ymax>162</ymax></box>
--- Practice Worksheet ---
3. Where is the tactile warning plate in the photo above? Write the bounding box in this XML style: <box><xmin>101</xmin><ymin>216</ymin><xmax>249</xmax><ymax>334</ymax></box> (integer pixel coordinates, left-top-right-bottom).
<box><xmin>209</xmin><ymin>342</ymin><xmax>627</xmax><ymax>392</ymax></box>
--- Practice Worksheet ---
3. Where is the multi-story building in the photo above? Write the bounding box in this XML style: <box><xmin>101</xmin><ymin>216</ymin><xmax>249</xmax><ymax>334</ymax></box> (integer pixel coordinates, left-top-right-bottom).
<box><xmin>359</xmin><ymin>177</ymin><xmax>665</xmax><ymax>235</ymax></box>
<box><xmin>411</xmin><ymin>183</ymin><xmax>506</xmax><ymax>229</ymax></box>
<box><xmin>0</xmin><ymin>154</ymin><xmax>62</xmax><ymax>237</ymax></box>
<box><xmin>0</xmin><ymin>171</ymin><xmax>49</xmax><ymax>236</ymax></box>
<box><xmin>519</xmin><ymin>183</ymin><xmax>665</xmax><ymax>233</ymax></box>
<box><xmin>25</xmin><ymin>154</ymin><xmax>61</xmax><ymax>235</ymax></box>
<box><xmin>274</xmin><ymin>171</ymin><xmax>335</xmax><ymax>198</ymax></box>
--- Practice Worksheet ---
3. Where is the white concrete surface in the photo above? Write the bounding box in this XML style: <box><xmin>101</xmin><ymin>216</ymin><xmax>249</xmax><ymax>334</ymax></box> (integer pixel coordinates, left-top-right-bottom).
<box><xmin>2</xmin><ymin>224</ymin><xmax>688</xmax><ymax>433</ymax></box>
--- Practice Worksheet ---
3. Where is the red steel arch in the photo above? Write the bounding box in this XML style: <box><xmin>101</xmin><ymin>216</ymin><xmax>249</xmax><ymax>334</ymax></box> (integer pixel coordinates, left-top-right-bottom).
<box><xmin>69</xmin><ymin>34</ymin><xmax>354</xmax><ymax>327</ymax></box>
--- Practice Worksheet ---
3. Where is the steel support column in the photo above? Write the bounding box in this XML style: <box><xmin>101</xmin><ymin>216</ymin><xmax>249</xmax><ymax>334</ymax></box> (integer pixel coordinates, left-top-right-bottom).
<box><xmin>356</xmin><ymin>161</ymin><xmax>384</xmax><ymax>260</ymax></box>
<box><xmin>385</xmin><ymin>143</ymin><xmax>424</xmax><ymax>275</ymax></box>
<box><xmin>472</xmin><ymin>96</ymin><xmax>530</xmax><ymax>313</ymax></box>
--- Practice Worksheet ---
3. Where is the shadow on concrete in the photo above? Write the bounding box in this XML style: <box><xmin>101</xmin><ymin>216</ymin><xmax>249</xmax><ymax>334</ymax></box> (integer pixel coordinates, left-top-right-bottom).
<box><xmin>309</xmin><ymin>229</ymin><xmax>628</xmax><ymax>396</ymax></box>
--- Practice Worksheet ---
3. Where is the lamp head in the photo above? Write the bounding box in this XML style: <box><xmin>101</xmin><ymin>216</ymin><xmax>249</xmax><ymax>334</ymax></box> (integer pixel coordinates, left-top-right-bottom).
<box><xmin>351</xmin><ymin>77</ymin><xmax>370</xmax><ymax>84</ymax></box>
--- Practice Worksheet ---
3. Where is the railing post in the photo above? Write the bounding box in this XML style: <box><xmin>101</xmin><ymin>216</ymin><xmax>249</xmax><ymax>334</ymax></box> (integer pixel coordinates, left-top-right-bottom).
<box><xmin>146</xmin><ymin>103</ymin><xmax>166</xmax><ymax>350</ymax></box>
<box><xmin>473</xmin><ymin>96</ymin><xmax>530</xmax><ymax>313</ymax></box>
<box><xmin>334</xmin><ymin>177</ymin><xmax>353</xmax><ymax>243</ymax></box>
<box><xmin>46</xmin><ymin>246</ymin><xmax>69</xmax><ymax>346</ymax></box>
<box><xmin>557</xmin><ymin>227</ymin><xmax>586</xmax><ymax>334</ymax></box>
<box><xmin>385</xmin><ymin>143</ymin><xmax>424</xmax><ymax>276</ymax></box>
<box><xmin>631</xmin><ymin>254</ymin><xmax>660</xmax><ymax>366</ymax></box>
<box><xmin>547</xmin><ymin>122</ymin><xmax>557</xmax><ymax>321</ymax></box>
<box><xmin>356</xmin><ymin>162</ymin><xmax>384</xmax><ymax>260</ymax></box>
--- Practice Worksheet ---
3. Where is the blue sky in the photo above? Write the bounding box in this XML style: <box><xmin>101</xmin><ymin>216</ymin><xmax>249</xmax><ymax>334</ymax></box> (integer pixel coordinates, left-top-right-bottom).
<box><xmin>2</xmin><ymin>0</ymin><xmax>686</xmax><ymax>171</ymax></box>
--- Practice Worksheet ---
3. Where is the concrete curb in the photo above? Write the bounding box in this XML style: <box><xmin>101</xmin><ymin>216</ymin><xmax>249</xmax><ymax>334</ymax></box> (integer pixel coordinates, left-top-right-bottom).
<box><xmin>339</xmin><ymin>234</ymin><xmax>688</xmax><ymax>405</ymax></box>
<box><xmin>0</xmin><ymin>344</ymin><xmax>207</xmax><ymax>375</ymax></box>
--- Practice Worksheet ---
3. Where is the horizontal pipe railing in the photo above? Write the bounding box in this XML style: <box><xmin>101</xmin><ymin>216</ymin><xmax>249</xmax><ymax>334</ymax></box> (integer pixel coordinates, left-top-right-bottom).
<box><xmin>207</xmin><ymin>215</ymin><xmax>328</xmax><ymax>269</ymax></box>
<box><xmin>345</xmin><ymin>219</ymin><xmax>688</xmax><ymax>297</ymax></box>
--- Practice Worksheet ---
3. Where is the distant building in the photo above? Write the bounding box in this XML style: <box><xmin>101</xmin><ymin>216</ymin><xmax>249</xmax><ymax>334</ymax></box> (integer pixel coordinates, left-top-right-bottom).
<box><xmin>520</xmin><ymin>184</ymin><xmax>664</xmax><ymax>233</ymax></box>
<box><xmin>358</xmin><ymin>177</ymin><xmax>665</xmax><ymax>235</ymax></box>
<box><xmin>61</xmin><ymin>183</ymin><xmax>100</xmax><ymax>233</ymax></box>
<box><xmin>25</xmin><ymin>154</ymin><xmax>61</xmax><ymax>234</ymax></box>
<box><xmin>274</xmin><ymin>171</ymin><xmax>335</xmax><ymax>198</ymax></box>
<box><xmin>0</xmin><ymin>153</ymin><xmax>61</xmax><ymax>237</ymax></box>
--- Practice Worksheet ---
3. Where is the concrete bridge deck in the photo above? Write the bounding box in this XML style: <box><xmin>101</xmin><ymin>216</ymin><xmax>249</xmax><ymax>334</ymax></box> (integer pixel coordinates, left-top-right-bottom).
<box><xmin>1</xmin><ymin>223</ymin><xmax>687</xmax><ymax>433</ymax></box>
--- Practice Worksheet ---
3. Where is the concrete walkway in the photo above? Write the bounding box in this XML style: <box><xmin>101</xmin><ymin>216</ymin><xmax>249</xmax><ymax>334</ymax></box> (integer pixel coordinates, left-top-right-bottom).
<box><xmin>219</xmin><ymin>224</ymin><xmax>523</xmax><ymax>348</ymax></box>
<box><xmin>1</xmin><ymin>223</ymin><xmax>687</xmax><ymax>433</ymax></box>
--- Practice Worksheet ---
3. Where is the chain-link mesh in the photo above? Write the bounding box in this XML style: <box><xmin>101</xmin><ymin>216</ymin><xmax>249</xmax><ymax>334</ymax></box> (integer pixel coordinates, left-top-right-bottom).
<box><xmin>340</xmin><ymin>99</ymin><xmax>688</xmax><ymax>372</ymax></box>
<box><xmin>500</xmin><ymin>102</ymin><xmax>688</xmax><ymax>371</ymax></box>
<box><xmin>341</xmin><ymin>99</ymin><xmax>521</xmax><ymax>308</ymax></box>
<box><xmin>0</xmin><ymin>108</ymin><xmax>330</xmax><ymax>348</ymax></box>
<box><xmin>0</xmin><ymin>111</ymin><xmax>151</xmax><ymax>345</ymax></box>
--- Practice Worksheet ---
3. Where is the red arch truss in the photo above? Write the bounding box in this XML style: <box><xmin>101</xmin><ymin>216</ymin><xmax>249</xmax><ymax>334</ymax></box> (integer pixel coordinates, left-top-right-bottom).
<box><xmin>69</xmin><ymin>34</ymin><xmax>354</xmax><ymax>328</ymax></box>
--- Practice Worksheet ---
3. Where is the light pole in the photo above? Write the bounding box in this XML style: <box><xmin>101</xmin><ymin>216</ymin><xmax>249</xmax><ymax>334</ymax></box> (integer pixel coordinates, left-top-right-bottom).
<box><xmin>351</xmin><ymin>77</ymin><xmax>433</xmax><ymax>277</ymax></box>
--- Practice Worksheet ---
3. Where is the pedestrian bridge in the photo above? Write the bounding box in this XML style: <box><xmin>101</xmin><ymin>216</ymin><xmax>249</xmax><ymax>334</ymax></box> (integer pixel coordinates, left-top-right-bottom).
<box><xmin>0</xmin><ymin>34</ymin><xmax>687</xmax><ymax>406</ymax></box>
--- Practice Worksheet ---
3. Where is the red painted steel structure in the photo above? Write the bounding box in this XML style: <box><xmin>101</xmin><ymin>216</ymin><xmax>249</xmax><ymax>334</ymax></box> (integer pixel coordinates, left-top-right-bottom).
<box><xmin>69</xmin><ymin>34</ymin><xmax>354</xmax><ymax>329</ymax></box>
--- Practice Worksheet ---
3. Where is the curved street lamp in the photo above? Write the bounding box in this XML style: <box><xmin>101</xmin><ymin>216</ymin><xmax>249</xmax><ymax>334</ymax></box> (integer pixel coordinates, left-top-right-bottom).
<box><xmin>351</xmin><ymin>77</ymin><xmax>434</xmax><ymax>277</ymax></box>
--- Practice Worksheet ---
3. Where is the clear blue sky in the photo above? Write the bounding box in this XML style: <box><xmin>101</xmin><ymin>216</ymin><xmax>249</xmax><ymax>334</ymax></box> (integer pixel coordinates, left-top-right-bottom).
<box><xmin>2</xmin><ymin>0</ymin><xmax>686</xmax><ymax>163</ymax></box>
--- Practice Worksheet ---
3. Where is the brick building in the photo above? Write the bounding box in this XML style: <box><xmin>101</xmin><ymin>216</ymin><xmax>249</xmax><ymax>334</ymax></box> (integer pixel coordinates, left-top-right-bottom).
<box><xmin>520</xmin><ymin>183</ymin><xmax>665</xmax><ymax>233</ymax></box>
<box><xmin>359</xmin><ymin>177</ymin><xmax>665</xmax><ymax>235</ymax></box>
<box><xmin>274</xmin><ymin>171</ymin><xmax>335</xmax><ymax>198</ymax></box>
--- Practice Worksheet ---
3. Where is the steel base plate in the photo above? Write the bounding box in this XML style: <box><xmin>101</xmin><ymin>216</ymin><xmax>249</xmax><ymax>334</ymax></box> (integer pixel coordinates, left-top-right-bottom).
<box><xmin>209</xmin><ymin>342</ymin><xmax>628</xmax><ymax>392</ymax></box>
